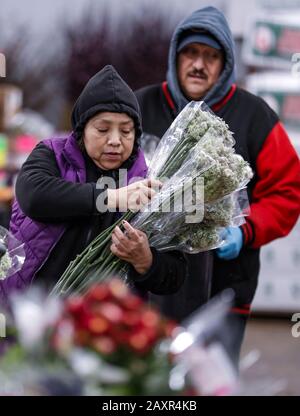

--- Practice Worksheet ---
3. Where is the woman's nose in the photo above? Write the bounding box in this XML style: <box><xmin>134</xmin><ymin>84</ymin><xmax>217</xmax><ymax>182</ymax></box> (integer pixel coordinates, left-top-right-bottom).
<box><xmin>107</xmin><ymin>131</ymin><xmax>121</xmax><ymax>146</ymax></box>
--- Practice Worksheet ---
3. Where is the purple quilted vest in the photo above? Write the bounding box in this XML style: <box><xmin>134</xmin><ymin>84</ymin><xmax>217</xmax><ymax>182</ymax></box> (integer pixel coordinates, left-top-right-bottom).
<box><xmin>0</xmin><ymin>133</ymin><xmax>147</xmax><ymax>306</ymax></box>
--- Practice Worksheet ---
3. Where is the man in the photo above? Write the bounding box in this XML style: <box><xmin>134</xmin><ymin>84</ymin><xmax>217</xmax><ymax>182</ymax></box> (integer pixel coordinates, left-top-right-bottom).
<box><xmin>136</xmin><ymin>7</ymin><xmax>300</xmax><ymax>362</ymax></box>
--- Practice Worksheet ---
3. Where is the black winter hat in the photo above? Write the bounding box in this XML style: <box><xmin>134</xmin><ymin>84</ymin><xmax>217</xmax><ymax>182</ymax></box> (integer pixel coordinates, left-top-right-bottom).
<box><xmin>71</xmin><ymin>65</ymin><xmax>142</xmax><ymax>141</ymax></box>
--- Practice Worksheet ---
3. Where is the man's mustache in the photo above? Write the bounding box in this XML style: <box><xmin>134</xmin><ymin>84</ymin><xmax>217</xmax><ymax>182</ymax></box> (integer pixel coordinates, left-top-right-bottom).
<box><xmin>188</xmin><ymin>70</ymin><xmax>208</xmax><ymax>79</ymax></box>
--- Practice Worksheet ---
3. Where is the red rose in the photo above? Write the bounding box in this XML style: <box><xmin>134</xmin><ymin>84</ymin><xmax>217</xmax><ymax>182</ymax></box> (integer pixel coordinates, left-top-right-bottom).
<box><xmin>121</xmin><ymin>294</ymin><xmax>144</xmax><ymax>311</ymax></box>
<box><xmin>86</xmin><ymin>316</ymin><xmax>109</xmax><ymax>335</ymax></box>
<box><xmin>92</xmin><ymin>336</ymin><xmax>117</xmax><ymax>355</ymax></box>
<box><xmin>86</xmin><ymin>284</ymin><xmax>110</xmax><ymax>303</ymax></box>
<box><xmin>140</xmin><ymin>308</ymin><xmax>160</xmax><ymax>329</ymax></box>
<box><xmin>107</xmin><ymin>278</ymin><xmax>130</xmax><ymax>301</ymax></box>
<box><xmin>128</xmin><ymin>329</ymin><xmax>152</xmax><ymax>355</ymax></box>
<box><xmin>96</xmin><ymin>302</ymin><xmax>123</xmax><ymax>324</ymax></box>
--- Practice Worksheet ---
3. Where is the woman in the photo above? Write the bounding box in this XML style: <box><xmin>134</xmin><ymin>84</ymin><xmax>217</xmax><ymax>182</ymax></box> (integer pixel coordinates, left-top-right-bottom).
<box><xmin>0</xmin><ymin>65</ymin><xmax>186</xmax><ymax>307</ymax></box>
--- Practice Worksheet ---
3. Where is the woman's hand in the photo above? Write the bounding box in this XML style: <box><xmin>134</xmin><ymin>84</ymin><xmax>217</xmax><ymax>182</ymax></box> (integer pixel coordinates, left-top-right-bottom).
<box><xmin>107</xmin><ymin>179</ymin><xmax>162</xmax><ymax>212</ymax></box>
<box><xmin>110</xmin><ymin>220</ymin><xmax>153</xmax><ymax>275</ymax></box>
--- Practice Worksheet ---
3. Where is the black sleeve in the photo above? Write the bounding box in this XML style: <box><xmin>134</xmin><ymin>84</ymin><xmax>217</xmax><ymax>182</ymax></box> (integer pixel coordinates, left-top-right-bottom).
<box><xmin>128</xmin><ymin>248</ymin><xmax>187</xmax><ymax>295</ymax></box>
<box><xmin>15</xmin><ymin>142</ymin><xmax>105</xmax><ymax>222</ymax></box>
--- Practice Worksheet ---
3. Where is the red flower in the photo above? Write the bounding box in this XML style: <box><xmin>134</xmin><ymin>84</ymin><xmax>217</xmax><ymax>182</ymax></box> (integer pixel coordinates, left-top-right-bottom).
<box><xmin>66</xmin><ymin>296</ymin><xmax>85</xmax><ymax>315</ymax></box>
<box><xmin>128</xmin><ymin>329</ymin><xmax>151</xmax><ymax>354</ymax></box>
<box><xmin>87</xmin><ymin>316</ymin><xmax>109</xmax><ymax>335</ymax></box>
<box><xmin>107</xmin><ymin>278</ymin><xmax>130</xmax><ymax>301</ymax></box>
<box><xmin>92</xmin><ymin>336</ymin><xmax>117</xmax><ymax>355</ymax></box>
<box><xmin>86</xmin><ymin>284</ymin><xmax>111</xmax><ymax>303</ymax></box>
<box><xmin>121</xmin><ymin>294</ymin><xmax>143</xmax><ymax>311</ymax></box>
<box><xmin>140</xmin><ymin>308</ymin><xmax>160</xmax><ymax>329</ymax></box>
<box><xmin>95</xmin><ymin>302</ymin><xmax>124</xmax><ymax>324</ymax></box>
<box><xmin>121</xmin><ymin>311</ymin><xmax>141</xmax><ymax>326</ymax></box>
<box><xmin>74</xmin><ymin>328</ymin><xmax>91</xmax><ymax>346</ymax></box>
<box><xmin>58</xmin><ymin>280</ymin><xmax>178</xmax><ymax>359</ymax></box>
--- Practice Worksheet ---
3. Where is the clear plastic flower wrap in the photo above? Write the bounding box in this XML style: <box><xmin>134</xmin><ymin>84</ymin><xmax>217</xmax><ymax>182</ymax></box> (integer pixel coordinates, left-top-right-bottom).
<box><xmin>128</xmin><ymin>101</ymin><xmax>252</xmax><ymax>255</ymax></box>
<box><xmin>147</xmin><ymin>101</ymin><xmax>235</xmax><ymax>180</ymax></box>
<box><xmin>0</xmin><ymin>226</ymin><xmax>25</xmax><ymax>281</ymax></box>
<box><xmin>168</xmin><ymin>289</ymin><xmax>238</xmax><ymax>396</ymax></box>
<box><xmin>135</xmin><ymin>188</ymin><xmax>251</xmax><ymax>254</ymax></box>
<box><xmin>131</xmin><ymin>102</ymin><xmax>252</xmax><ymax>244</ymax></box>
<box><xmin>130</xmin><ymin>149</ymin><xmax>215</xmax><ymax>230</ymax></box>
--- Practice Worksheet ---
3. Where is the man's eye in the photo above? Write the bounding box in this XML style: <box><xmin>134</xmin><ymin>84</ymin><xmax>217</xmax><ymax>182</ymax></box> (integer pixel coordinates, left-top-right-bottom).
<box><xmin>97</xmin><ymin>129</ymin><xmax>108</xmax><ymax>133</ymax></box>
<box><xmin>207</xmin><ymin>53</ymin><xmax>220</xmax><ymax>60</ymax></box>
<box><xmin>183</xmin><ymin>48</ymin><xmax>197</xmax><ymax>57</ymax></box>
<box><xmin>122</xmin><ymin>130</ymin><xmax>131</xmax><ymax>135</ymax></box>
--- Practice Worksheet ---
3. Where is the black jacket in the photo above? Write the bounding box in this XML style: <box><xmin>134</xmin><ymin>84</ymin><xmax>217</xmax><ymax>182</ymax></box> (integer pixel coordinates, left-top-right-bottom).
<box><xmin>16</xmin><ymin>142</ymin><xmax>187</xmax><ymax>296</ymax></box>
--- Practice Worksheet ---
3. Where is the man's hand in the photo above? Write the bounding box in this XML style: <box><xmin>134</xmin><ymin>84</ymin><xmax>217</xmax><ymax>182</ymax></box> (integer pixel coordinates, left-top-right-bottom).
<box><xmin>216</xmin><ymin>227</ymin><xmax>243</xmax><ymax>260</ymax></box>
<box><xmin>110</xmin><ymin>220</ymin><xmax>153</xmax><ymax>275</ymax></box>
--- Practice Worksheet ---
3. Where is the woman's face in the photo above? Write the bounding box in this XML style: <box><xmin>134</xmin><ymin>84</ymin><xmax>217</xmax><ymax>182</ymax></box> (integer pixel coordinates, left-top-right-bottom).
<box><xmin>83</xmin><ymin>112</ymin><xmax>135</xmax><ymax>170</ymax></box>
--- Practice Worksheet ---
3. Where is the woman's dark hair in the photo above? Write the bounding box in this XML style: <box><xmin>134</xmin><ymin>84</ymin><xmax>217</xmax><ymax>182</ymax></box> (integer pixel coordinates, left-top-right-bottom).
<box><xmin>71</xmin><ymin>66</ymin><xmax>143</xmax><ymax>170</ymax></box>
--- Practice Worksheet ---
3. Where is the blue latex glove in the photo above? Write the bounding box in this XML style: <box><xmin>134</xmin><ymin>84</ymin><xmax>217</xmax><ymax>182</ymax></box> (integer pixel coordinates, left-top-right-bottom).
<box><xmin>216</xmin><ymin>227</ymin><xmax>243</xmax><ymax>260</ymax></box>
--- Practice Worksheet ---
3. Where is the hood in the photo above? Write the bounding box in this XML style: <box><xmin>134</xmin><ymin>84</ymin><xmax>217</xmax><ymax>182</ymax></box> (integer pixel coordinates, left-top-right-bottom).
<box><xmin>166</xmin><ymin>6</ymin><xmax>236</xmax><ymax>111</ymax></box>
<box><xmin>71</xmin><ymin>65</ymin><xmax>142</xmax><ymax>140</ymax></box>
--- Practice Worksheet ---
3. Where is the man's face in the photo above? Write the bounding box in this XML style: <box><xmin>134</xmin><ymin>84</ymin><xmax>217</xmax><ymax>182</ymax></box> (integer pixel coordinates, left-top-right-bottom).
<box><xmin>177</xmin><ymin>42</ymin><xmax>224</xmax><ymax>100</ymax></box>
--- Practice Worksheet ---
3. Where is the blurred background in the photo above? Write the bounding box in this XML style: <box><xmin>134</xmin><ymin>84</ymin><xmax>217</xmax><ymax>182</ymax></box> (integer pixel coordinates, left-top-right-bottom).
<box><xmin>0</xmin><ymin>0</ymin><xmax>299</xmax><ymax>395</ymax></box>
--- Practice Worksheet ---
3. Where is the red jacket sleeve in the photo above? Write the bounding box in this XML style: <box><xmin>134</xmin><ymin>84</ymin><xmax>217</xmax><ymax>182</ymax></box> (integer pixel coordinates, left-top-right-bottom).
<box><xmin>242</xmin><ymin>122</ymin><xmax>300</xmax><ymax>249</ymax></box>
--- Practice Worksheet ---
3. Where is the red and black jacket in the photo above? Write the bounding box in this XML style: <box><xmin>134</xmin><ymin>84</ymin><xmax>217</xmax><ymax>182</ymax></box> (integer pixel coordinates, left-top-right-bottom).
<box><xmin>135</xmin><ymin>82</ymin><xmax>300</xmax><ymax>319</ymax></box>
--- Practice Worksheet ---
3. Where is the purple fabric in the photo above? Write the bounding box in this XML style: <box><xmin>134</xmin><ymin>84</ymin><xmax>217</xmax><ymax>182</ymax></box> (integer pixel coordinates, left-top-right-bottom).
<box><xmin>0</xmin><ymin>133</ymin><xmax>147</xmax><ymax>307</ymax></box>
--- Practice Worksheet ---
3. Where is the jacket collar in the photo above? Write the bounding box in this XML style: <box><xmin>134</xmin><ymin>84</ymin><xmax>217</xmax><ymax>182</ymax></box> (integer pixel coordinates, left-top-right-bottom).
<box><xmin>62</xmin><ymin>133</ymin><xmax>86</xmax><ymax>182</ymax></box>
<box><xmin>63</xmin><ymin>133</ymin><xmax>85</xmax><ymax>170</ymax></box>
<box><xmin>162</xmin><ymin>81</ymin><xmax>237</xmax><ymax>114</ymax></box>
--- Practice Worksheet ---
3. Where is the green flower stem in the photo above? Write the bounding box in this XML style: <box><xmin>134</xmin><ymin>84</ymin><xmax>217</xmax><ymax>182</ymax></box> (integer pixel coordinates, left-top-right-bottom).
<box><xmin>76</xmin><ymin>255</ymin><xmax>123</xmax><ymax>295</ymax></box>
<box><xmin>159</xmin><ymin>139</ymin><xmax>192</xmax><ymax>178</ymax></box>
<box><xmin>55</xmin><ymin>210</ymin><xmax>136</xmax><ymax>296</ymax></box>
